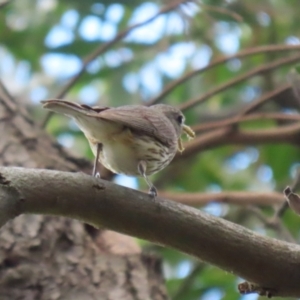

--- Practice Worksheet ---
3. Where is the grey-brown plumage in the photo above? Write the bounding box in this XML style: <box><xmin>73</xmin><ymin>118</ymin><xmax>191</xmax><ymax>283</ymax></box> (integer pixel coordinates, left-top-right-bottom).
<box><xmin>41</xmin><ymin>99</ymin><xmax>195</xmax><ymax>196</ymax></box>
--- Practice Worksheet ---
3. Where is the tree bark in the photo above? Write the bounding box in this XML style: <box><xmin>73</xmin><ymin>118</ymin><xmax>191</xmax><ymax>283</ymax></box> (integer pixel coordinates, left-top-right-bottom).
<box><xmin>0</xmin><ymin>95</ymin><xmax>169</xmax><ymax>299</ymax></box>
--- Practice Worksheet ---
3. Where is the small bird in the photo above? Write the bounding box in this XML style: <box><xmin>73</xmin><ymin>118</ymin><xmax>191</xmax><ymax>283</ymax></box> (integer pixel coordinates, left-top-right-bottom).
<box><xmin>41</xmin><ymin>100</ymin><xmax>195</xmax><ymax>197</ymax></box>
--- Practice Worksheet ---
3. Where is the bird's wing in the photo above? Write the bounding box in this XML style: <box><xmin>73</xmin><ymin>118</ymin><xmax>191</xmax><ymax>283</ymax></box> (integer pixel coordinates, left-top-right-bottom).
<box><xmin>97</xmin><ymin>105</ymin><xmax>176</xmax><ymax>146</ymax></box>
<box><xmin>42</xmin><ymin>100</ymin><xmax>175</xmax><ymax>146</ymax></box>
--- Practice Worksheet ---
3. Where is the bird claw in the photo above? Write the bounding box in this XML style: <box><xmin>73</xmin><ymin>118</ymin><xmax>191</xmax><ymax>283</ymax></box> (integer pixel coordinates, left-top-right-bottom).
<box><xmin>148</xmin><ymin>186</ymin><xmax>157</xmax><ymax>198</ymax></box>
<box><xmin>238</xmin><ymin>282</ymin><xmax>276</xmax><ymax>298</ymax></box>
<box><xmin>95</xmin><ymin>172</ymin><xmax>101</xmax><ymax>179</ymax></box>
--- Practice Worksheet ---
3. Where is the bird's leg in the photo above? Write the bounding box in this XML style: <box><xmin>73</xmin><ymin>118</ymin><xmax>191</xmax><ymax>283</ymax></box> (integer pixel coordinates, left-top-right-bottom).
<box><xmin>92</xmin><ymin>143</ymin><xmax>102</xmax><ymax>178</ymax></box>
<box><xmin>138</xmin><ymin>160</ymin><xmax>157</xmax><ymax>198</ymax></box>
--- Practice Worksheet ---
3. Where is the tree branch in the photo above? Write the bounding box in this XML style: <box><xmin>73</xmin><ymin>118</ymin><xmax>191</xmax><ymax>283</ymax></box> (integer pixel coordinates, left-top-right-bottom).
<box><xmin>160</xmin><ymin>191</ymin><xmax>284</xmax><ymax>206</ymax></box>
<box><xmin>247</xmin><ymin>206</ymin><xmax>296</xmax><ymax>244</ymax></box>
<box><xmin>193</xmin><ymin>110</ymin><xmax>298</xmax><ymax>133</ymax></box>
<box><xmin>189</xmin><ymin>84</ymin><xmax>291</xmax><ymax>136</ymax></box>
<box><xmin>1</xmin><ymin>167</ymin><xmax>300</xmax><ymax>297</ymax></box>
<box><xmin>173</xmin><ymin>263</ymin><xmax>206</xmax><ymax>300</ymax></box>
<box><xmin>178</xmin><ymin>123</ymin><xmax>300</xmax><ymax>159</ymax></box>
<box><xmin>237</xmin><ymin>84</ymin><xmax>291</xmax><ymax>116</ymax></box>
<box><xmin>200</xmin><ymin>3</ymin><xmax>243</xmax><ymax>22</ymax></box>
<box><xmin>275</xmin><ymin>168</ymin><xmax>300</xmax><ymax>219</ymax></box>
<box><xmin>148</xmin><ymin>45</ymin><xmax>300</xmax><ymax>105</ymax></box>
<box><xmin>179</xmin><ymin>54</ymin><xmax>300</xmax><ymax>111</ymax></box>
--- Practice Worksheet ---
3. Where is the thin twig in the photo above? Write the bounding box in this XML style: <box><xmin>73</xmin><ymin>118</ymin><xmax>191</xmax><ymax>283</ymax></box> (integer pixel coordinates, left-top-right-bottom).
<box><xmin>237</xmin><ymin>84</ymin><xmax>291</xmax><ymax>117</ymax></box>
<box><xmin>160</xmin><ymin>191</ymin><xmax>284</xmax><ymax>206</ymax></box>
<box><xmin>200</xmin><ymin>3</ymin><xmax>243</xmax><ymax>22</ymax></box>
<box><xmin>148</xmin><ymin>44</ymin><xmax>300</xmax><ymax>105</ymax></box>
<box><xmin>41</xmin><ymin>0</ymin><xmax>187</xmax><ymax>128</ymax></box>
<box><xmin>275</xmin><ymin>168</ymin><xmax>300</xmax><ymax>219</ymax></box>
<box><xmin>179</xmin><ymin>54</ymin><xmax>300</xmax><ymax>111</ymax></box>
<box><xmin>173</xmin><ymin>263</ymin><xmax>205</xmax><ymax>300</ymax></box>
<box><xmin>287</xmin><ymin>70</ymin><xmax>300</xmax><ymax>107</ymax></box>
<box><xmin>247</xmin><ymin>206</ymin><xmax>296</xmax><ymax>243</ymax></box>
<box><xmin>193</xmin><ymin>108</ymin><xmax>297</xmax><ymax>133</ymax></box>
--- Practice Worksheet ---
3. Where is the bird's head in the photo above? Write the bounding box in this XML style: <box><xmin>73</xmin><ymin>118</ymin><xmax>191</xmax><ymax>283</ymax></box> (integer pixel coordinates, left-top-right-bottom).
<box><xmin>152</xmin><ymin>104</ymin><xmax>195</xmax><ymax>151</ymax></box>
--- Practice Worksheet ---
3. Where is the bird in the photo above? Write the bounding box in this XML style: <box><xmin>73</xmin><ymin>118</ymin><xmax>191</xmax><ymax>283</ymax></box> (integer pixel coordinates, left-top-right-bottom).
<box><xmin>41</xmin><ymin>99</ymin><xmax>195</xmax><ymax>197</ymax></box>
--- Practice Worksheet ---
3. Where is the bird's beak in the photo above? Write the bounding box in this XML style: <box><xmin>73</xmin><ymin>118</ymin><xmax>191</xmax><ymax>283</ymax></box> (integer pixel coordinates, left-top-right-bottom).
<box><xmin>178</xmin><ymin>138</ymin><xmax>184</xmax><ymax>152</ymax></box>
<box><xmin>177</xmin><ymin>124</ymin><xmax>195</xmax><ymax>153</ymax></box>
<box><xmin>182</xmin><ymin>124</ymin><xmax>195</xmax><ymax>139</ymax></box>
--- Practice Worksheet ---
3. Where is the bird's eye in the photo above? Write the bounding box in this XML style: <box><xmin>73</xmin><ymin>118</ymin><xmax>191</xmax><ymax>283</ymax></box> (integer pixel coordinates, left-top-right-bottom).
<box><xmin>177</xmin><ymin>115</ymin><xmax>184</xmax><ymax>124</ymax></box>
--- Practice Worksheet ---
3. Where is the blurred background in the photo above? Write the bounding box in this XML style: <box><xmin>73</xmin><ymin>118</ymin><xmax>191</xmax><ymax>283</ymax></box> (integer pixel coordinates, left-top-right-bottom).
<box><xmin>1</xmin><ymin>0</ymin><xmax>300</xmax><ymax>299</ymax></box>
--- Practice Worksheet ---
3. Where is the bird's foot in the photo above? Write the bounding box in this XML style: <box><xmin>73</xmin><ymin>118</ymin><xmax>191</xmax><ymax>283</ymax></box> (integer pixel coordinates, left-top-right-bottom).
<box><xmin>148</xmin><ymin>186</ymin><xmax>157</xmax><ymax>198</ymax></box>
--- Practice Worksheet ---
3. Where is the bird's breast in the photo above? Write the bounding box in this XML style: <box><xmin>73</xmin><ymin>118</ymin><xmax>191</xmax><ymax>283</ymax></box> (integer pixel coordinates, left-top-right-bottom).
<box><xmin>89</xmin><ymin>128</ymin><xmax>177</xmax><ymax>176</ymax></box>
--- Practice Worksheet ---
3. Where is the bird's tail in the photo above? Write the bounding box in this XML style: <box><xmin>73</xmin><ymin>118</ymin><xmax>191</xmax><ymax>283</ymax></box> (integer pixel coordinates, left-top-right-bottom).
<box><xmin>41</xmin><ymin>99</ymin><xmax>117</xmax><ymax>141</ymax></box>
<box><xmin>41</xmin><ymin>99</ymin><xmax>101</xmax><ymax>118</ymax></box>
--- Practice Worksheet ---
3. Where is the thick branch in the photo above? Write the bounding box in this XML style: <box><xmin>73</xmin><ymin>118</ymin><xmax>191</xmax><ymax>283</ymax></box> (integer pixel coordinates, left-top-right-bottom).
<box><xmin>0</xmin><ymin>167</ymin><xmax>300</xmax><ymax>297</ymax></box>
